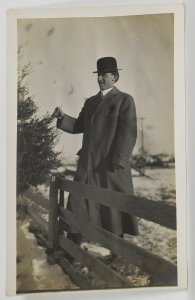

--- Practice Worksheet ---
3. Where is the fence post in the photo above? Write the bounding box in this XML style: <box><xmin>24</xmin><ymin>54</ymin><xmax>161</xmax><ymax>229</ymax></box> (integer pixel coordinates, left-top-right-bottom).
<box><xmin>48</xmin><ymin>175</ymin><xmax>59</xmax><ymax>250</ymax></box>
<box><xmin>59</xmin><ymin>189</ymin><xmax>65</xmax><ymax>234</ymax></box>
<box><xmin>88</xmin><ymin>202</ymin><xmax>101</xmax><ymax>226</ymax></box>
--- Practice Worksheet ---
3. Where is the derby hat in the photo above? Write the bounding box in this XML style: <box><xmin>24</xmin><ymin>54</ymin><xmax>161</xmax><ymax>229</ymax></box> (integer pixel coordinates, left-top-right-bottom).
<box><xmin>93</xmin><ymin>57</ymin><xmax>122</xmax><ymax>74</ymax></box>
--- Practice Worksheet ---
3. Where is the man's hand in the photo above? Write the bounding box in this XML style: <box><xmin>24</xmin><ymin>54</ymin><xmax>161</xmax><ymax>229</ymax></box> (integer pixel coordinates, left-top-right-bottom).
<box><xmin>52</xmin><ymin>106</ymin><xmax>64</xmax><ymax>119</ymax></box>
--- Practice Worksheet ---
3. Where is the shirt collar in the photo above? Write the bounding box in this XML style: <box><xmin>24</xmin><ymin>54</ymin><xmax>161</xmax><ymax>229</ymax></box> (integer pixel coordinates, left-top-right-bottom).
<box><xmin>101</xmin><ymin>87</ymin><xmax>114</xmax><ymax>96</ymax></box>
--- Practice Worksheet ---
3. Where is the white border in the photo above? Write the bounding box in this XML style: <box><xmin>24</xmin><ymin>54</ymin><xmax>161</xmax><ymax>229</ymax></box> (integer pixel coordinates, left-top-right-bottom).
<box><xmin>7</xmin><ymin>10</ymin><xmax>18</xmax><ymax>297</ymax></box>
<box><xmin>6</xmin><ymin>3</ymin><xmax>187</xmax><ymax>296</ymax></box>
<box><xmin>173</xmin><ymin>4</ymin><xmax>187</xmax><ymax>290</ymax></box>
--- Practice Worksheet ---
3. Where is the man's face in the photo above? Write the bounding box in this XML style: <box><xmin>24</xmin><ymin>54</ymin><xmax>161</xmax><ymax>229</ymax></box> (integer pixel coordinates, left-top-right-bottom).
<box><xmin>97</xmin><ymin>72</ymin><xmax>116</xmax><ymax>91</ymax></box>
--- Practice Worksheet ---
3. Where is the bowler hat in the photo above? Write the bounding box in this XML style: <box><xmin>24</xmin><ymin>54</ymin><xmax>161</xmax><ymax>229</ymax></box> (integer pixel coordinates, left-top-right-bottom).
<box><xmin>93</xmin><ymin>57</ymin><xmax>122</xmax><ymax>74</ymax></box>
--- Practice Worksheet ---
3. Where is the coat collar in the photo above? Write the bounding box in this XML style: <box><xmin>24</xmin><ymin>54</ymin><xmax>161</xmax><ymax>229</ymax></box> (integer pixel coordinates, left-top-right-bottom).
<box><xmin>96</xmin><ymin>86</ymin><xmax>121</xmax><ymax>98</ymax></box>
<box><xmin>93</xmin><ymin>86</ymin><xmax>121</xmax><ymax>116</ymax></box>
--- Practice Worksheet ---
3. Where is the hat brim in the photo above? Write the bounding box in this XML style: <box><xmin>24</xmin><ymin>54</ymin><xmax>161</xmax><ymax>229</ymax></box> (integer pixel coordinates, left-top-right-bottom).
<box><xmin>93</xmin><ymin>69</ymin><xmax>122</xmax><ymax>73</ymax></box>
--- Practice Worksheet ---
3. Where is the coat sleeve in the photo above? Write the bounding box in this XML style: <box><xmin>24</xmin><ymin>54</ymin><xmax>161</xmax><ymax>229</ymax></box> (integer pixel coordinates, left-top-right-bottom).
<box><xmin>57</xmin><ymin>100</ymin><xmax>88</xmax><ymax>134</ymax></box>
<box><xmin>112</xmin><ymin>95</ymin><xmax>137</xmax><ymax>168</ymax></box>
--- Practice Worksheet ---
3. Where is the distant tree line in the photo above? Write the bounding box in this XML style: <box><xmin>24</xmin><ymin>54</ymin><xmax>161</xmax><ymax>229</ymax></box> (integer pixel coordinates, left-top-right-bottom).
<box><xmin>131</xmin><ymin>153</ymin><xmax>175</xmax><ymax>171</ymax></box>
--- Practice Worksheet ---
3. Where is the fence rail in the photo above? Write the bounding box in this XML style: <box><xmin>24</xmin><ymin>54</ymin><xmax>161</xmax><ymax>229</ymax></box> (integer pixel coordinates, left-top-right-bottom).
<box><xmin>24</xmin><ymin>190</ymin><xmax>49</xmax><ymax>210</ymax></box>
<box><xmin>24</xmin><ymin>174</ymin><xmax>177</xmax><ymax>288</ymax></box>
<box><xmin>24</xmin><ymin>199</ymin><xmax>49</xmax><ymax>237</ymax></box>
<box><xmin>60</xmin><ymin>179</ymin><xmax>176</xmax><ymax>230</ymax></box>
<box><xmin>58</xmin><ymin>235</ymin><xmax>129</xmax><ymax>288</ymax></box>
<box><xmin>59</xmin><ymin>207</ymin><xmax>177</xmax><ymax>285</ymax></box>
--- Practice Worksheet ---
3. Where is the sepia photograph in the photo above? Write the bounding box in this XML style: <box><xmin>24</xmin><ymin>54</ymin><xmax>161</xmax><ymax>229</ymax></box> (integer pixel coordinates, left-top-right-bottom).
<box><xmin>6</xmin><ymin>4</ymin><xmax>186</xmax><ymax>295</ymax></box>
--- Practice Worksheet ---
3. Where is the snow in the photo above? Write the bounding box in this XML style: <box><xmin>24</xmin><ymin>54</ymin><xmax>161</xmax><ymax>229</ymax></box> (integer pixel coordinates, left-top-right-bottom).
<box><xmin>20</xmin><ymin>222</ymin><xmax>35</xmax><ymax>240</ymax></box>
<box><xmin>133</xmin><ymin>168</ymin><xmax>176</xmax><ymax>205</ymax></box>
<box><xmin>17</xmin><ymin>220</ymin><xmax>77</xmax><ymax>292</ymax></box>
<box><xmin>81</xmin><ymin>242</ymin><xmax>111</xmax><ymax>257</ymax></box>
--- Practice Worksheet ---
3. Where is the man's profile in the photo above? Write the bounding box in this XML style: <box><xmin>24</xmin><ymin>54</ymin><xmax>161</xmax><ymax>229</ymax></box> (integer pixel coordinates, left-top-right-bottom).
<box><xmin>53</xmin><ymin>57</ymin><xmax>139</xmax><ymax>245</ymax></box>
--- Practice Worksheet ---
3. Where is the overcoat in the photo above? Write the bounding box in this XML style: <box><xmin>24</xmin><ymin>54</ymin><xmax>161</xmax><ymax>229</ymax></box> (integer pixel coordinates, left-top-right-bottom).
<box><xmin>57</xmin><ymin>86</ymin><xmax>139</xmax><ymax>236</ymax></box>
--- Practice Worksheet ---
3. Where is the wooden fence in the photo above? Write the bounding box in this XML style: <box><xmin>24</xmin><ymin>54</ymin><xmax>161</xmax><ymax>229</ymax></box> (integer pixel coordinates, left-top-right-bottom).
<box><xmin>24</xmin><ymin>173</ymin><xmax>177</xmax><ymax>289</ymax></box>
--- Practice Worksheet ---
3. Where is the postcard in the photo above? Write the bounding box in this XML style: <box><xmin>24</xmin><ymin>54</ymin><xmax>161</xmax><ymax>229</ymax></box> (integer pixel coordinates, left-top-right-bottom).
<box><xmin>6</xmin><ymin>3</ymin><xmax>187</xmax><ymax>296</ymax></box>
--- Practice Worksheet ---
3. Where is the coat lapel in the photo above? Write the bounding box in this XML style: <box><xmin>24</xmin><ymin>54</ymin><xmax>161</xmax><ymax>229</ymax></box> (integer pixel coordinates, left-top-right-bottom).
<box><xmin>93</xmin><ymin>87</ymin><xmax>120</xmax><ymax>118</ymax></box>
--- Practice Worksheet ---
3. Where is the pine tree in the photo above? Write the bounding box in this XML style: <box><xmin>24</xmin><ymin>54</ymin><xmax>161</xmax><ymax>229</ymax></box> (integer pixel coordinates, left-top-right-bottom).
<box><xmin>17</xmin><ymin>47</ymin><xmax>61</xmax><ymax>194</ymax></box>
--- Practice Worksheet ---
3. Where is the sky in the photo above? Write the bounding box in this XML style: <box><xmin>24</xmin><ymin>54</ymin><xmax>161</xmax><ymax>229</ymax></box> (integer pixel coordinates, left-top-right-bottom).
<box><xmin>18</xmin><ymin>14</ymin><xmax>174</xmax><ymax>160</ymax></box>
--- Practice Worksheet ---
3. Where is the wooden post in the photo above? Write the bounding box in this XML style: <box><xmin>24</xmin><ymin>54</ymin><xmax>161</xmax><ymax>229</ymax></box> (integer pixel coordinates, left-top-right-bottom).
<box><xmin>59</xmin><ymin>189</ymin><xmax>65</xmax><ymax>234</ymax></box>
<box><xmin>48</xmin><ymin>176</ymin><xmax>59</xmax><ymax>250</ymax></box>
<box><xmin>88</xmin><ymin>201</ymin><xmax>101</xmax><ymax>226</ymax></box>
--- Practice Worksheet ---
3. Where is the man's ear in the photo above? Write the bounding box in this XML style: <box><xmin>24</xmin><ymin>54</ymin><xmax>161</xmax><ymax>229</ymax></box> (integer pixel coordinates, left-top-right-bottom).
<box><xmin>114</xmin><ymin>73</ymin><xmax>119</xmax><ymax>83</ymax></box>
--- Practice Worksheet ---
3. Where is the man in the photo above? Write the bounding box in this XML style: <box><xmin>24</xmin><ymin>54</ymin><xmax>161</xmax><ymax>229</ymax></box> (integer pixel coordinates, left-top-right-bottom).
<box><xmin>53</xmin><ymin>57</ymin><xmax>139</xmax><ymax>245</ymax></box>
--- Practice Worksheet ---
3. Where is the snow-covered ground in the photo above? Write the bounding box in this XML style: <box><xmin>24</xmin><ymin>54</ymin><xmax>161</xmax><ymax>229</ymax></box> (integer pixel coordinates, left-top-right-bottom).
<box><xmin>17</xmin><ymin>168</ymin><xmax>176</xmax><ymax>291</ymax></box>
<box><xmin>130</xmin><ymin>169</ymin><xmax>176</xmax><ymax>264</ymax></box>
<box><xmin>17</xmin><ymin>220</ymin><xmax>77</xmax><ymax>292</ymax></box>
<box><xmin>133</xmin><ymin>168</ymin><xmax>176</xmax><ymax>205</ymax></box>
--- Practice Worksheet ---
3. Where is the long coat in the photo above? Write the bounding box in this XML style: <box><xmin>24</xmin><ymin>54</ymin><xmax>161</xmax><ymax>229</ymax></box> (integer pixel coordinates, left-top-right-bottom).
<box><xmin>57</xmin><ymin>86</ymin><xmax>139</xmax><ymax>236</ymax></box>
